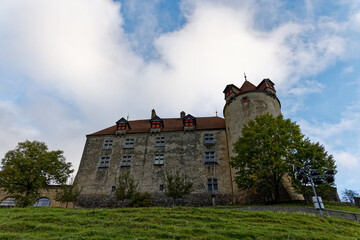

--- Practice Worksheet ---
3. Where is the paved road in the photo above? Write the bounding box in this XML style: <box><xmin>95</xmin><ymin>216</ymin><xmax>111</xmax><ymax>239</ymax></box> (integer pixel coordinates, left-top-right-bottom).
<box><xmin>233</xmin><ymin>206</ymin><xmax>360</xmax><ymax>222</ymax></box>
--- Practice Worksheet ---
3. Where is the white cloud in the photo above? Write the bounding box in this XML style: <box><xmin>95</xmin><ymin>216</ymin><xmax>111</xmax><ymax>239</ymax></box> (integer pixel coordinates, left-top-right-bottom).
<box><xmin>0</xmin><ymin>101</ymin><xmax>39</xmax><ymax>158</ymax></box>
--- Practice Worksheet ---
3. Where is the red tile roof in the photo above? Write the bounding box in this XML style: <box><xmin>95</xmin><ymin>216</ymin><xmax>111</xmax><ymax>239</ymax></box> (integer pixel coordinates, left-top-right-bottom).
<box><xmin>239</xmin><ymin>81</ymin><xmax>257</xmax><ymax>93</ymax></box>
<box><xmin>89</xmin><ymin>117</ymin><xmax>226</xmax><ymax>136</ymax></box>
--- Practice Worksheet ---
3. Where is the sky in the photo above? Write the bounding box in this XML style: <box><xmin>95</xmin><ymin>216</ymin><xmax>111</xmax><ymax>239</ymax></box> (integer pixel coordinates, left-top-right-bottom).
<box><xmin>0</xmin><ymin>0</ymin><xmax>359</xmax><ymax>197</ymax></box>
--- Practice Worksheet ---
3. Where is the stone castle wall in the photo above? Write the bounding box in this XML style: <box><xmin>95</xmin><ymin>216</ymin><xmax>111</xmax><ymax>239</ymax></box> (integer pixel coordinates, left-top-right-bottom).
<box><xmin>76</xmin><ymin>129</ymin><xmax>233</xmax><ymax>199</ymax></box>
<box><xmin>0</xmin><ymin>186</ymin><xmax>72</xmax><ymax>208</ymax></box>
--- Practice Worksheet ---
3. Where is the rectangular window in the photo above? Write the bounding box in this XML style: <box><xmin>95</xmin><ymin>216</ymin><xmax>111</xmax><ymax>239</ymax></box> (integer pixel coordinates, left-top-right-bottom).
<box><xmin>98</xmin><ymin>156</ymin><xmax>111</xmax><ymax>168</ymax></box>
<box><xmin>124</xmin><ymin>138</ymin><xmax>135</xmax><ymax>148</ymax></box>
<box><xmin>242</xmin><ymin>97</ymin><xmax>249</xmax><ymax>106</ymax></box>
<box><xmin>154</xmin><ymin>153</ymin><xmax>165</xmax><ymax>165</ymax></box>
<box><xmin>207</xmin><ymin>178</ymin><xmax>218</xmax><ymax>191</ymax></box>
<box><xmin>204</xmin><ymin>133</ymin><xmax>215</xmax><ymax>145</ymax></box>
<box><xmin>117</xmin><ymin>123</ymin><xmax>126</xmax><ymax>130</ymax></box>
<box><xmin>155</xmin><ymin>137</ymin><xmax>165</xmax><ymax>147</ymax></box>
<box><xmin>103</xmin><ymin>139</ymin><xmax>113</xmax><ymax>149</ymax></box>
<box><xmin>159</xmin><ymin>184</ymin><xmax>164</xmax><ymax>193</ymax></box>
<box><xmin>151</xmin><ymin>121</ymin><xmax>161</xmax><ymax>128</ymax></box>
<box><xmin>120</xmin><ymin>155</ymin><xmax>133</xmax><ymax>167</ymax></box>
<box><xmin>111</xmin><ymin>186</ymin><xmax>116</xmax><ymax>195</ymax></box>
<box><xmin>184</xmin><ymin>120</ymin><xmax>194</xmax><ymax>126</ymax></box>
<box><xmin>204</xmin><ymin>151</ymin><xmax>216</xmax><ymax>163</ymax></box>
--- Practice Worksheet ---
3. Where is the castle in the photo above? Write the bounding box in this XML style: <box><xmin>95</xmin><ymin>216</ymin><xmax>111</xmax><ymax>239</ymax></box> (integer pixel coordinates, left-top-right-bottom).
<box><xmin>74</xmin><ymin>78</ymin><xmax>302</xmax><ymax>207</ymax></box>
<box><xmin>0</xmin><ymin>78</ymin><xmax>301</xmax><ymax>207</ymax></box>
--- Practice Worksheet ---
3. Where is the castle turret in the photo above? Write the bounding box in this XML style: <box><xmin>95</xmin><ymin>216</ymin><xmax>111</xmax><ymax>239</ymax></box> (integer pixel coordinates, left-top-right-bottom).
<box><xmin>223</xmin><ymin>79</ymin><xmax>282</xmax><ymax>203</ymax></box>
<box><xmin>223</xmin><ymin>79</ymin><xmax>281</xmax><ymax>155</ymax></box>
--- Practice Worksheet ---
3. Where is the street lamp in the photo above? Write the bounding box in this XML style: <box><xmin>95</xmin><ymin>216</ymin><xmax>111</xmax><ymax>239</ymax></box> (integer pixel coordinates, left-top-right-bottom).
<box><xmin>294</xmin><ymin>164</ymin><xmax>335</xmax><ymax>217</ymax></box>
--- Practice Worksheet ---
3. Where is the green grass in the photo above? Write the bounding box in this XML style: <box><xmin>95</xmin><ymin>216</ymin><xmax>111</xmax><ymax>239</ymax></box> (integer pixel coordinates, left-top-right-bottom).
<box><xmin>0</xmin><ymin>207</ymin><xmax>359</xmax><ymax>239</ymax></box>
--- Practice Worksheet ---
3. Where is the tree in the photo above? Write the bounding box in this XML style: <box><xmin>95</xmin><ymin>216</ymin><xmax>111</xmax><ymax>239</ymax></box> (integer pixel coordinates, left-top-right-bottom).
<box><xmin>55</xmin><ymin>178</ymin><xmax>82</xmax><ymax>208</ymax></box>
<box><xmin>164</xmin><ymin>170</ymin><xmax>193</xmax><ymax>206</ymax></box>
<box><xmin>0</xmin><ymin>140</ymin><xmax>73</xmax><ymax>207</ymax></box>
<box><xmin>341</xmin><ymin>189</ymin><xmax>359</xmax><ymax>204</ymax></box>
<box><xmin>115</xmin><ymin>171</ymin><xmax>138</xmax><ymax>202</ymax></box>
<box><xmin>292</xmin><ymin>138</ymin><xmax>336</xmax><ymax>203</ymax></box>
<box><xmin>230</xmin><ymin>113</ymin><xmax>335</xmax><ymax>203</ymax></box>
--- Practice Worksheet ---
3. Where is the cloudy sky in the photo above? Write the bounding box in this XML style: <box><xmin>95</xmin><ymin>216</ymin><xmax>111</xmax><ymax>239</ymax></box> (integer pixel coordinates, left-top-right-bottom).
<box><xmin>1</xmin><ymin>0</ymin><xmax>359</xmax><ymax>196</ymax></box>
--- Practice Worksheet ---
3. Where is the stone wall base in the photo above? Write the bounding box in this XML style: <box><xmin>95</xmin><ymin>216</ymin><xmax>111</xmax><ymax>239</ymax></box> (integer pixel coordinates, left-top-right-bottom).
<box><xmin>77</xmin><ymin>193</ymin><xmax>232</xmax><ymax>208</ymax></box>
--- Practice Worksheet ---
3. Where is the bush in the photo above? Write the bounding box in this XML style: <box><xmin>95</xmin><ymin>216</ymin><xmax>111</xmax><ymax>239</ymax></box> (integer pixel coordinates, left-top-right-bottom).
<box><xmin>130</xmin><ymin>192</ymin><xmax>151</xmax><ymax>207</ymax></box>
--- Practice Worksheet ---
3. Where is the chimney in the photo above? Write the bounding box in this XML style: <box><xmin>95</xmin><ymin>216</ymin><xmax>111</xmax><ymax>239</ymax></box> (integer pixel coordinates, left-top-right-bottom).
<box><xmin>180</xmin><ymin>111</ymin><xmax>186</xmax><ymax>119</ymax></box>
<box><xmin>151</xmin><ymin>109</ymin><xmax>156</xmax><ymax>119</ymax></box>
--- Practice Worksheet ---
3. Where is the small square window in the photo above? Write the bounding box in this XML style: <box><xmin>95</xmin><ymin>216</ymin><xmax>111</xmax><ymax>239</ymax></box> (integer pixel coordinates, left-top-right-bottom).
<box><xmin>204</xmin><ymin>133</ymin><xmax>215</xmax><ymax>145</ymax></box>
<box><xmin>98</xmin><ymin>156</ymin><xmax>111</xmax><ymax>168</ymax></box>
<box><xmin>117</xmin><ymin>123</ymin><xmax>126</xmax><ymax>130</ymax></box>
<box><xmin>207</xmin><ymin>178</ymin><xmax>218</xmax><ymax>191</ymax></box>
<box><xmin>103</xmin><ymin>139</ymin><xmax>113</xmax><ymax>149</ymax></box>
<box><xmin>159</xmin><ymin>184</ymin><xmax>164</xmax><ymax>193</ymax></box>
<box><xmin>155</xmin><ymin>137</ymin><xmax>165</xmax><ymax>147</ymax></box>
<box><xmin>154</xmin><ymin>153</ymin><xmax>165</xmax><ymax>165</ymax></box>
<box><xmin>120</xmin><ymin>155</ymin><xmax>133</xmax><ymax>167</ymax></box>
<box><xmin>242</xmin><ymin>97</ymin><xmax>249</xmax><ymax>106</ymax></box>
<box><xmin>204</xmin><ymin>151</ymin><xmax>216</xmax><ymax>163</ymax></box>
<box><xmin>124</xmin><ymin>138</ymin><xmax>135</xmax><ymax>149</ymax></box>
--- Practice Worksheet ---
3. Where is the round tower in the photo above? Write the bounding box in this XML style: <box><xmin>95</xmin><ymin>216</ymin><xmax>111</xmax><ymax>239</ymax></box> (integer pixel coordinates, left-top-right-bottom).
<box><xmin>223</xmin><ymin>79</ymin><xmax>282</xmax><ymax>203</ymax></box>
<box><xmin>223</xmin><ymin>79</ymin><xmax>281</xmax><ymax>155</ymax></box>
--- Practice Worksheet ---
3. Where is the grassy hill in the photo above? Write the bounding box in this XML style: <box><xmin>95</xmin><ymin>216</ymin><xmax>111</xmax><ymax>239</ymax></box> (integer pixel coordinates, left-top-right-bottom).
<box><xmin>0</xmin><ymin>207</ymin><xmax>359</xmax><ymax>239</ymax></box>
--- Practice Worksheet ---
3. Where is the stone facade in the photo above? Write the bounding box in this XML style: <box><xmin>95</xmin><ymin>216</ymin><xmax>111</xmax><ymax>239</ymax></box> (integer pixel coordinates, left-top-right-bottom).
<box><xmin>73</xmin><ymin>79</ymin><xmax>303</xmax><ymax>206</ymax></box>
<box><xmin>0</xmin><ymin>186</ymin><xmax>72</xmax><ymax>208</ymax></box>
<box><xmin>77</xmin><ymin>129</ymin><xmax>232</xmax><ymax>196</ymax></box>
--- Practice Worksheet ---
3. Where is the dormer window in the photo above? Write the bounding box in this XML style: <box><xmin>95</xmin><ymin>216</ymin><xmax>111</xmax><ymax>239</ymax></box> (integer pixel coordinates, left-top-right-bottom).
<box><xmin>182</xmin><ymin>114</ymin><xmax>196</xmax><ymax>131</ymax></box>
<box><xmin>263</xmin><ymin>79</ymin><xmax>275</xmax><ymax>92</ymax></box>
<box><xmin>266</xmin><ymin>82</ymin><xmax>274</xmax><ymax>89</ymax></box>
<box><xmin>223</xmin><ymin>84</ymin><xmax>239</xmax><ymax>100</ymax></box>
<box><xmin>116</xmin><ymin>117</ymin><xmax>130</xmax><ymax>135</ymax></box>
<box><xmin>225</xmin><ymin>89</ymin><xmax>233</xmax><ymax>97</ymax></box>
<box><xmin>150</xmin><ymin>116</ymin><xmax>163</xmax><ymax>133</ymax></box>
<box><xmin>184</xmin><ymin>119</ymin><xmax>194</xmax><ymax>126</ymax></box>
<box><xmin>151</xmin><ymin>121</ymin><xmax>161</xmax><ymax>128</ymax></box>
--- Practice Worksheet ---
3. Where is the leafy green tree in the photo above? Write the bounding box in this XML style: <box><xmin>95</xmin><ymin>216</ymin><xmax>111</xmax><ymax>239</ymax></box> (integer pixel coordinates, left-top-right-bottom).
<box><xmin>0</xmin><ymin>140</ymin><xmax>73</xmax><ymax>207</ymax></box>
<box><xmin>115</xmin><ymin>171</ymin><xmax>138</xmax><ymax>202</ymax></box>
<box><xmin>55</xmin><ymin>178</ymin><xmax>82</xmax><ymax>208</ymax></box>
<box><xmin>292</xmin><ymin>138</ymin><xmax>336</xmax><ymax>203</ymax></box>
<box><xmin>164</xmin><ymin>170</ymin><xmax>193</xmax><ymax>206</ymax></box>
<box><xmin>230</xmin><ymin>113</ymin><xmax>335</xmax><ymax>203</ymax></box>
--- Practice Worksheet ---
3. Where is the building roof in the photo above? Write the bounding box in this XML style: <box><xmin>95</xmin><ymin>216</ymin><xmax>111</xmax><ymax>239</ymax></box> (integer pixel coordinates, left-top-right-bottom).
<box><xmin>239</xmin><ymin>80</ymin><xmax>257</xmax><ymax>93</ymax></box>
<box><xmin>89</xmin><ymin>116</ymin><xmax>225</xmax><ymax>136</ymax></box>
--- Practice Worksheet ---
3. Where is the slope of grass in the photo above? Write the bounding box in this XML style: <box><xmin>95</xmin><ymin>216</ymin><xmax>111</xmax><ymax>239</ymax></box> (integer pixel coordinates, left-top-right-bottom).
<box><xmin>0</xmin><ymin>207</ymin><xmax>359</xmax><ymax>239</ymax></box>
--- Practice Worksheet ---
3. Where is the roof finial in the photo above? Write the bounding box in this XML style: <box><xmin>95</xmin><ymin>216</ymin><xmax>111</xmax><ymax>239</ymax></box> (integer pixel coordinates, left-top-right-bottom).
<box><xmin>244</xmin><ymin>72</ymin><xmax>247</xmax><ymax>81</ymax></box>
<box><xmin>127</xmin><ymin>113</ymin><xmax>129</xmax><ymax>121</ymax></box>
<box><xmin>216</xmin><ymin>110</ymin><xmax>218</xmax><ymax>117</ymax></box>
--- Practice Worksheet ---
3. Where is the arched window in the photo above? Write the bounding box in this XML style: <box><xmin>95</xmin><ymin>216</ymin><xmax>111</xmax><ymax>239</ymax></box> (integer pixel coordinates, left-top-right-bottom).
<box><xmin>33</xmin><ymin>197</ymin><xmax>50</xmax><ymax>207</ymax></box>
<box><xmin>0</xmin><ymin>197</ymin><xmax>15</xmax><ymax>207</ymax></box>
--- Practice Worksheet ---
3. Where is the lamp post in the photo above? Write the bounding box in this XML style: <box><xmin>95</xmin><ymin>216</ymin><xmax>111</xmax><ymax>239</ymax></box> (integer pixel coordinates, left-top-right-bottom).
<box><xmin>294</xmin><ymin>164</ymin><xmax>335</xmax><ymax>218</ymax></box>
